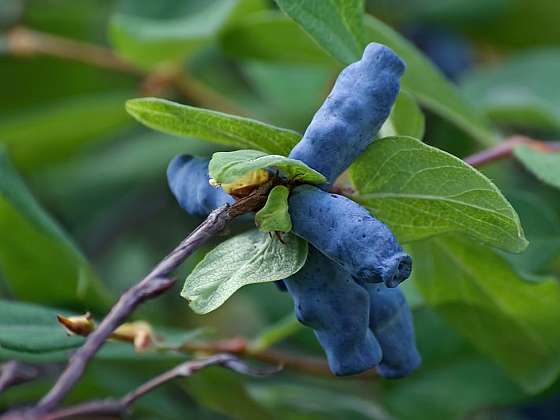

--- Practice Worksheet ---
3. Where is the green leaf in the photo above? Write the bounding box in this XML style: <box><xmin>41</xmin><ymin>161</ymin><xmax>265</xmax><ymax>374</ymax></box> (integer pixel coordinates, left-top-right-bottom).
<box><xmin>227</xmin><ymin>10</ymin><xmax>497</xmax><ymax>146</ymax></box>
<box><xmin>109</xmin><ymin>0</ymin><xmax>237</xmax><ymax>68</ymax></box>
<box><xmin>350</xmin><ymin>136</ymin><xmax>527</xmax><ymax>253</ymax></box>
<box><xmin>504</xmin><ymin>190</ymin><xmax>560</xmax><ymax>274</ymax></box>
<box><xmin>385</xmin><ymin>308</ymin><xmax>524</xmax><ymax>420</ymax></box>
<box><xmin>0</xmin><ymin>92</ymin><xmax>133</xmax><ymax>170</ymax></box>
<box><xmin>221</xmin><ymin>12</ymin><xmax>335</xmax><ymax>65</ymax></box>
<box><xmin>514</xmin><ymin>145</ymin><xmax>560</xmax><ymax>190</ymax></box>
<box><xmin>0</xmin><ymin>343</ymin><xmax>181</xmax><ymax>365</ymax></box>
<box><xmin>126</xmin><ymin>98</ymin><xmax>301</xmax><ymax>156</ymax></box>
<box><xmin>255</xmin><ymin>185</ymin><xmax>292</xmax><ymax>233</ymax></box>
<box><xmin>0</xmin><ymin>0</ymin><xmax>21</xmax><ymax>29</ymax></box>
<box><xmin>463</xmin><ymin>1</ymin><xmax>560</xmax><ymax>51</ymax></box>
<box><xmin>462</xmin><ymin>49</ymin><xmax>560</xmax><ymax>132</ymax></box>
<box><xmin>0</xmin><ymin>300</ymin><xmax>83</xmax><ymax>353</ymax></box>
<box><xmin>273</xmin><ymin>0</ymin><xmax>365</xmax><ymax>65</ymax></box>
<box><xmin>411</xmin><ymin>235</ymin><xmax>560</xmax><ymax>393</ymax></box>
<box><xmin>366</xmin><ymin>0</ymin><xmax>508</xmax><ymax>26</ymax></box>
<box><xmin>249</xmin><ymin>314</ymin><xmax>303</xmax><ymax>352</ymax></box>
<box><xmin>0</xmin><ymin>151</ymin><xmax>109</xmax><ymax>307</ymax></box>
<box><xmin>363</xmin><ymin>15</ymin><xmax>497</xmax><ymax>147</ymax></box>
<box><xmin>34</xmin><ymin>133</ymin><xmax>227</xmax><ymax>199</ymax></box>
<box><xmin>380</xmin><ymin>90</ymin><xmax>426</xmax><ymax>139</ymax></box>
<box><xmin>209</xmin><ymin>149</ymin><xmax>326</xmax><ymax>185</ymax></box>
<box><xmin>0</xmin><ymin>299</ymin><xmax>207</xmax><ymax>360</ymax></box>
<box><xmin>181</xmin><ymin>230</ymin><xmax>307</xmax><ymax>314</ymax></box>
<box><xmin>184</xmin><ymin>367</ymin><xmax>275</xmax><ymax>420</ymax></box>
<box><xmin>239</xmin><ymin>61</ymin><xmax>335</xmax><ymax>129</ymax></box>
<box><xmin>249</xmin><ymin>383</ymin><xmax>391</xmax><ymax>419</ymax></box>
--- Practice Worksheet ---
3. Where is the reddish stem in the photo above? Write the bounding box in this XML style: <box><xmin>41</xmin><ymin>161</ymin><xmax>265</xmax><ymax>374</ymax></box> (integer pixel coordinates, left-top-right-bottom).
<box><xmin>464</xmin><ymin>135</ymin><xmax>560</xmax><ymax>167</ymax></box>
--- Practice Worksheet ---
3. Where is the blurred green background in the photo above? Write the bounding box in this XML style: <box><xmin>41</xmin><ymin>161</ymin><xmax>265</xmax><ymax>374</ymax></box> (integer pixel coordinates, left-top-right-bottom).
<box><xmin>2</xmin><ymin>0</ymin><xmax>560</xmax><ymax>419</ymax></box>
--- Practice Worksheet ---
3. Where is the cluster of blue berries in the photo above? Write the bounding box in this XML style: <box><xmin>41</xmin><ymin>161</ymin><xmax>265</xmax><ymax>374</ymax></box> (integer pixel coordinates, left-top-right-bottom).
<box><xmin>167</xmin><ymin>43</ymin><xmax>420</xmax><ymax>378</ymax></box>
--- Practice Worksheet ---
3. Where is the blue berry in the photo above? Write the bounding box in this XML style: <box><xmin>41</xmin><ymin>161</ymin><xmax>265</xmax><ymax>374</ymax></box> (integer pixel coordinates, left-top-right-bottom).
<box><xmin>361</xmin><ymin>282</ymin><xmax>421</xmax><ymax>378</ymax></box>
<box><xmin>405</xmin><ymin>25</ymin><xmax>472</xmax><ymax>81</ymax></box>
<box><xmin>284</xmin><ymin>246</ymin><xmax>382</xmax><ymax>376</ymax></box>
<box><xmin>289</xmin><ymin>43</ymin><xmax>405</xmax><ymax>186</ymax></box>
<box><xmin>167</xmin><ymin>155</ymin><xmax>233</xmax><ymax>218</ymax></box>
<box><xmin>288</xmin><ymin>185</ymin><xmax>412</xmax><ymax>288</ymax></box>
<box><xmin>274</xmin><ymin>280</ymin><xmax>287</xmax><ymax>292</ymax></box>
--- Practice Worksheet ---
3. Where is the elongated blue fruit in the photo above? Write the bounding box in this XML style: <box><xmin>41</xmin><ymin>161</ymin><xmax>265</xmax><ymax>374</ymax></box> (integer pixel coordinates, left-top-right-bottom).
<box><xmin>284</xmin><ymin>246</ymin><xmax>382</xmax><ymax>376</ymax></box>
<box><xmin>289</xmin><ymin>43</ymin><xmax>405</xmax><ymax>186</ymax></box>
<box><xmin>167</xmin><ymin>155</ymin><xmax>233</xmax><ymax>217</ymax></box>
<box><xmin>289</xmin><ymin>185</ymin><xmax>411</xmax><ymax>287</ymax></box>
<box><xmin>361</xmin><ymin>282</ymin><xmax>421</xmax><ymax>378</ymax></box>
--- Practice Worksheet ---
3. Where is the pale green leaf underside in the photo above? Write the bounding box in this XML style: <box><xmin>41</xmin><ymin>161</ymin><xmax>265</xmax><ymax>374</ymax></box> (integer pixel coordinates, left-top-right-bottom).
<box><xmin>209</xmin><ymin>149</ymin><xmax>326</xmax><ymax>185</ymax></box>
<box><xmin>514</xmin><ymin>145</ymin><xmax>560</xmax><ymax>190</ymax></box>
<box><xmin>412</xmin><ymin>235</ymin><xmax>560</xmax><ymax>393</ymax></box>
<box><xmin>255</xmin><ymin>185</ymin><xmax>292</xmax><ymax>232</ymax></box>
<box><xmin>126</xmin><ymin>98</ymin><xmax>301</xmax><ymax>156</ymax></box>
<box><xmin>350</xmin><ymin>136</ymin><xmax>527</xmax><ymax>253</ymax></box>
<box><xmin>273</xmin><ymin>0</ymin><xmax>365</xmax><ymax>65</ymax></box>
<box><xmin>182</xmin><ymin>230</ymin><xmax>307</xmax><ymax>314</ymax></box>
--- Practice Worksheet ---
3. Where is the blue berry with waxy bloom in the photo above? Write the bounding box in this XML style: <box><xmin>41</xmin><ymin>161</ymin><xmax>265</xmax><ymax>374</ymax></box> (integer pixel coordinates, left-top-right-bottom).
<box><xmin>360</xmin><ymin>281</ymin><xmax>421</xmax><ymax>378</ymax></box>
<box><xmin>167</xmin><ymin>155</ymin><xmax>233</xmax><ymax>218</ymax></box>
<box><xmin>288</xmin><ymin>185</ymin><xmax>412</xmax><ymax>288</ymax></box>
<box><xmin>289</xmin><ymin>42</ymin><xmax>405</xmax><ymax>186</ymax></box>
<box><xmin>284</xmin><ymin>246</ymin><xmax>382</xmax><ymax>376</ymax></box>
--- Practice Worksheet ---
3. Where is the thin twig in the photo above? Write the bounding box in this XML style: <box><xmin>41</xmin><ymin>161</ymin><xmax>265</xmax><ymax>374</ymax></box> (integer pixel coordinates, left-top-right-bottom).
<box><xmin>5</xmin><ymin>26</ymin><xmax>250</xmax><ymax>116</ymax></box>
<box><xmin>20</xmin><ymin>186</ymin><xmax>270</xmax><ymax>417</ymax></box>
<box><xmin>464</xmin><ymin>135</ymin><xmax>560</xmax><ymax>167</ymax></box>
<box><xmin>6</xmin><ymin>26</ymin><xmax>143</xmax><ymax>75</ymax></box>
<box><xmin>178</xmin><ymin>337</ymin><xmax>377</xmax><ymax>379</ymax></box>
<box><xmin>21</xmin><ymin>355</ymin><xmax>276</xmax><ymax>420</ymax></box>
<box><xmin>0</xmin><ymin>362</ymin><xmax>40</xmax><ymax>394</ymax></box>
<box><xmin>52</xmin><ymin>311</ymin><xmax>368</xmax><ymax>379</ymax></box>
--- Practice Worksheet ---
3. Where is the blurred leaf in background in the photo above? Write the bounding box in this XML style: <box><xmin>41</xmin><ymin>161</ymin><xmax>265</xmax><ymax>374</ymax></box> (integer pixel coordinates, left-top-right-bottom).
<box><xmin>462</xmin><ymin>49</ymin><xmax>560</xmax><ymax>135</ymax></box>
<box><xmin>412</xmin><ymin>235</ymin><xmax>560</xmax><ymax>393</ymax></box>
<box><xmin>110</xmin><ymin>0</ymin><xmax>239</xmax><ymax>68</ymax></box>
<box><xmin>0</xmin><ymin>151</ymin><xmax>108</xmax><ymax>307</ymax></box>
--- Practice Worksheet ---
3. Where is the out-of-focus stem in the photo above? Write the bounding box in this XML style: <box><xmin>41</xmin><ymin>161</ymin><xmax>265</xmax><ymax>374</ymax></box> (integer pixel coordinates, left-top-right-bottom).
<box><xmin>5</xmin><ymin>26</ymin><xmax>250</xmax><ymax>116</ymax></box>
<box><xmin>248</xmin><ymin>314</ymin><xmax>304</xmax><ymax>352</ymax></box>
<box><xmin>464</xmin><ymin>135</ymin><xmax>560</xmax><ymax>167</ymax></box>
